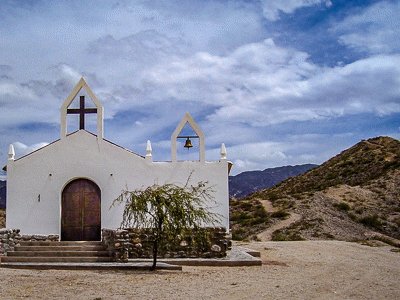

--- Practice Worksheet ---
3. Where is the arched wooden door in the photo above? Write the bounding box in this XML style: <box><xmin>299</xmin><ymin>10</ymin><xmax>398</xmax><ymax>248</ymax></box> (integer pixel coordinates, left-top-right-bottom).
<box><xmin>61</xmin><ymin>179</ymin><xmax>101</xmax><ymax>241</ymax></box>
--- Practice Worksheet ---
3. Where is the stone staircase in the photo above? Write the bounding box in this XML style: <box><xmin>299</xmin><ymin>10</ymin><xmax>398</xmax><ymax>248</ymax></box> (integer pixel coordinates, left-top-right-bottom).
<box><xmin>1</xmin><ymin>241</ymin><xmax>113</xmax><ymax>263</ymax></box>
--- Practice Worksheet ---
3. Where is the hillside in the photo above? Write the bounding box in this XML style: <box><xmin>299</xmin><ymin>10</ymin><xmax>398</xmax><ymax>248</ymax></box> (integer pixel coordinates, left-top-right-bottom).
<box><xmin>229</xmin><ymin>164</ymin><xmax>317</xmax><ymax>198</ymax></box>
<box><xmin>231</xmin><ymin>136</ymin><xmax>400</xmax><ymax>243</ymax></box>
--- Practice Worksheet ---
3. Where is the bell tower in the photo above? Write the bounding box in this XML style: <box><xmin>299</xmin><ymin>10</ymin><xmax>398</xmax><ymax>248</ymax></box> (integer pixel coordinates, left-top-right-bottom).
<box><xmin>171</xmin><ymin>112</ymin><xmax>205</xmax><ymax>162</ymax></box>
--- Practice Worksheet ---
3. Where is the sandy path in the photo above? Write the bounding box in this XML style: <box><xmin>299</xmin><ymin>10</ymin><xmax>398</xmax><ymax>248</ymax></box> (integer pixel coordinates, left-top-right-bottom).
<box><xmin>258</xmin><ymin>198</ymin><xmax>276</xmax><ymax>213</ymax></box>
<box><xmin>257</xmin><ymin>213</ymin><xmax>301</xmax><ymax>241</ymax></box>
<box><xmin>257</xmin><ymin>199</ymin><xmax>301</xmax><ymax>241</ymax></box>
<box><xmin>1</xmin><ymin>240</ymin><xmax>399</xmax><ymax>299</ymax></box>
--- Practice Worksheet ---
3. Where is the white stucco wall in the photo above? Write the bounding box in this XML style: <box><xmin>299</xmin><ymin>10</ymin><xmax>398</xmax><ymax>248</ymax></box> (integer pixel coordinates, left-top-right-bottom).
<box><xmin>6</xmin><ymin>130</ymin><xmax>229</xmax><ymax>236</ymax></box>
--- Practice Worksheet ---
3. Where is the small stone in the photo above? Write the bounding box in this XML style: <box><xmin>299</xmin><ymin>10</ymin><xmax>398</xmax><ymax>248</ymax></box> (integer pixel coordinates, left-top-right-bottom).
<box><xmin>48</xmin><ymin>234</ymin><xmax>59</xmax><ymax>240</ymax></box>
<box><xmin>180</xmin><ymin>240</ymin><xmax>188</xmax><ymax>247</ymax></box>
<box><xmin>211</xmin><ymin>244</ymin><xmax>221</xmax><ymax>252</ymax></box>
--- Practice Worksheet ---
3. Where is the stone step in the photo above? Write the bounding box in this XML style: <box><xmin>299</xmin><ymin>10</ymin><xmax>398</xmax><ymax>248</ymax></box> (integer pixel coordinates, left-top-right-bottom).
<box><xmin>1</xmin><ymin>256</ymin><xmax>113</xmax><ymax>263</ymax></box>
<box><xmin>15</xmin><ymin>245</ymin><xmax>106</xmax><ymax>251</ymax></box>
<box><xmin>19</xmin><ymin>241</ymin><xmax>103</xmax><ymax>246</ymax></box>
<box><xmin>7</xmin><ymin>251</ymin><xmax>110</xmax><ymax>257</ymax></box>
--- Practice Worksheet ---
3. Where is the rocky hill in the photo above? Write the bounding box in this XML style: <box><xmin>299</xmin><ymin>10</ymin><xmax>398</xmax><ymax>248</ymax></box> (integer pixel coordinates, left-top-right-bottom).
<box><xmin>229</xmin><ymin>164</ymin><xmax>317</xmax><ymax>198</ymax></box>
<box><xmin>231</xmin><ymin>136</ymin><xmax>400</xmax><ymax>243</ymax></box>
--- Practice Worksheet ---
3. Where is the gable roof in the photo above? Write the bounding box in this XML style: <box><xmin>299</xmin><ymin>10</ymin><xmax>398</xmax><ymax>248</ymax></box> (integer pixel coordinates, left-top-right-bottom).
<box><xmin>3</xmin><ymin>130</ymin><xmax>144</xmax><ymax>172</ymax></box>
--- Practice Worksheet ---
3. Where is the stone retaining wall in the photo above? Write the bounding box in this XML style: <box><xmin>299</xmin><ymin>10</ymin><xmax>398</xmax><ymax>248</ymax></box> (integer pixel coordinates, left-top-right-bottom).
<box><xmin>0</xmin><ymin>228</ymin><xmax>59</xmax><ymax>256</ymax></box>
<box><xmin>102</xmin><ymin>229</ymin><xmax>129</xmax><ymax>262</ymax></box>
<box><xmin>102</xmin><ymin>227</ymin><xmax>231</xmax><ymax>262</ymax></box>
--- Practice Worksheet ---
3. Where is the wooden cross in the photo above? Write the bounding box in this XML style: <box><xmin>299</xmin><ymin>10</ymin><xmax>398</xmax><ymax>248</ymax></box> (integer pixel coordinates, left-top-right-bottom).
<box><xmin>67</xmin><ymin>96</ymin><xmax>97</xmax><ymax>130</ymax></box>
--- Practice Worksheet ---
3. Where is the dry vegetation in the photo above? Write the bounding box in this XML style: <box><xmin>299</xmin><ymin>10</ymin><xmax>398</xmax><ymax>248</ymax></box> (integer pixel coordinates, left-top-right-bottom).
<box><xmin>0</xmin><ymin>209</ymin><xmax>5</xmax><ymax>228</ymax></box>
<box><xmin>231</xmin><ymin>136</ymin><xmax>400</xmax><ymax>243</ymax></box>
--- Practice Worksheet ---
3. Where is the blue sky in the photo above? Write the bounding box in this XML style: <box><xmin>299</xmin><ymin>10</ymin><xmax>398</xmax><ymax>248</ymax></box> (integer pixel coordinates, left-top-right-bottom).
<box><xmin>0</xmin><ymin>0</ymin><xmax>399</xmax><ymax>177</ymax></box>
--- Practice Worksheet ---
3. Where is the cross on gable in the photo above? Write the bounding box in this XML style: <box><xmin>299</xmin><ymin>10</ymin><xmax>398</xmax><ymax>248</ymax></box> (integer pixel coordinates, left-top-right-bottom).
<box><xmin>61</xmin><ymin>77</ymin><xmax>104</xmax><ymax>139</ymax></box>
<box><xmin>67</xmin><ymin>96</ymin><xmax>97</xmax><ymax>130</ymax></box>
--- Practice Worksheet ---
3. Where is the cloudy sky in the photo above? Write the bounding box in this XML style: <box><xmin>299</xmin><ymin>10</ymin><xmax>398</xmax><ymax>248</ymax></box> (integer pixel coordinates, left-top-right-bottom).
<box><xmin>0</xmin><ymin>0</ymin><xmax>399</xmax><ymax>177</ymax></box>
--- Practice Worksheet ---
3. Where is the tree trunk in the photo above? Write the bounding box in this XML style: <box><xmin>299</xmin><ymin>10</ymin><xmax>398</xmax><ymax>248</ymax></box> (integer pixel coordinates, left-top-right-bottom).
<box><xmin>151</xmin><ymin>238</ymin><xmax>158</xmax><ymax>271</ymax></box>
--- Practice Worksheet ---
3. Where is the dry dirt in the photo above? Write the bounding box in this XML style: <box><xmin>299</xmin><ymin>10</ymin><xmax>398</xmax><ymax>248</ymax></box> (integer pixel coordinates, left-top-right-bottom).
<box><xmin>257</xmin><ymin>199</ymin><xmax>301</xmax><ymax>241</ymax></box>
<box><xmin>1</xmin><ymin>240</ymin><xmax>399</xmax><ymax>299</ymax></box>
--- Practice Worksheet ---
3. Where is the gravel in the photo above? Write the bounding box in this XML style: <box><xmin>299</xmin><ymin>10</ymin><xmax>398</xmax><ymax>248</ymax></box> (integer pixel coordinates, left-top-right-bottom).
<box><xmin>0</xmin><ymin>240</ymin><xmax>399</xmax><ymax>299</ymax></box>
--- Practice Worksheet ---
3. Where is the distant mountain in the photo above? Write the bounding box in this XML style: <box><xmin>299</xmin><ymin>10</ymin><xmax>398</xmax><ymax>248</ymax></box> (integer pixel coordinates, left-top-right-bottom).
<box><xmin>231</xmin><ymin>136</ymin><xmax>400</xmax><ymax>242</ymax></box>
<box><xmin>229</xmin><ymin>164</ymin><xmax>317</xmax><ymax>198</ymax></box>
<box><xmin>0</xmin><ymin>180</ymin><xmax>5</xmax><ymax>209</ymax></box>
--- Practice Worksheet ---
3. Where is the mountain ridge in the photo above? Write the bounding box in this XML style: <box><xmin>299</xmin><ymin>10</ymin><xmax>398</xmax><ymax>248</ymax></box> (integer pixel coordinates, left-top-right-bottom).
<box><xmin>229</xmin><ymin>164</ymin><xmax>317</xmax><ymax>198</ymax></box>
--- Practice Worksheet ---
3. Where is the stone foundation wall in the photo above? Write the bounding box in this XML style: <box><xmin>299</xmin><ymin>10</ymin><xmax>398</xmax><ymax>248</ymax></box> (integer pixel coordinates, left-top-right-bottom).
<box><xmin>0</xmin><ymin>229</ymin><xmax>59</xmax><ymax>256</ymax></box>
<box><xmin>102</xmin><ymin>229</ymin><xmax>129</xmax><ymax>262</ymax></box>
<box><xmin>102</xmin><ymin>227</ymin><xmax>231</xmax><ymax>262</ymax></box>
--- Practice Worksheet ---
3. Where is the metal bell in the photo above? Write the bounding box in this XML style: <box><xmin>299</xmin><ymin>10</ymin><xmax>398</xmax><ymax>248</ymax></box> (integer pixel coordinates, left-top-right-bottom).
<box><xmin>184</xmin><ymin>138</ymin><xmax>193</xmax><ymax>149</ymax></box>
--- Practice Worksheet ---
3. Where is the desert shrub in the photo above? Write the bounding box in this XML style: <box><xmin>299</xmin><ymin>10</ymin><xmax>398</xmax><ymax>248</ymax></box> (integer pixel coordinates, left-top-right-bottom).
<box><xmin>333</xmin><ymin>201</ymin><xmax>351</xmax><ymax>211</ymax></box>
<box><xmin>271</xmin><ymin>210</ymin><xmax>290</xmax><ymax>219</ymax></box>
<box><xmin>254</xmin><ymin>206</ymin><xmax>268</xmax><ymax>218</ymax></box>
<box><xmin>230</xmin><ymin>211</ymin><xmax>250</xmax><ymax>222</ymax></box>
<box><xmin>348</xmin><ymin>212</ymin><xmax>358</xmax><ymax>221</ymax></box>
<box><xmin>267</xmin><ymin>191</ymin><xmax>281</xmax><ymax>201</ymax></box>
<box><xmin>393</xmin><ymin>217</ymin><xmax>400</xmax><ymax>227</ymax></box>
<box><xmin>238</xmin><ymin>201</ymin><xmax>253</xmax><ymax>210</ymax></box>
<box><xmin>355</xmin><ymin>207</ymin><xmax>364</xmax><ymax>214</ymax></box>
<box><xmin>232</xmin><ymin>228</ymin><xmax>246</xmax><ymax>241</ymax></box>
<box><xmin>271</xmin><ymin>230</ymin><xmax>304</xmax><ymax>241</ymax></box>
<box><xmin>359</xmin><ymin>214</ymin><xmax>382</xmax><ymax>229</ymax></box>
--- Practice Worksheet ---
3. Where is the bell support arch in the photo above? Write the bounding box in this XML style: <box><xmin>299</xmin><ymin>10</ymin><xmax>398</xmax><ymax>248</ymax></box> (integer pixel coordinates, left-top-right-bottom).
<box><xmin>171</xmin><ymin>112</ymin><xmax>205</xmax><ymax>163</ymax></box>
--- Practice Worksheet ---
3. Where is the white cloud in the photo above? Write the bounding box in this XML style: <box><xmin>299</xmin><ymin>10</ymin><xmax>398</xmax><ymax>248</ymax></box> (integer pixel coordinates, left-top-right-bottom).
<box><xmin>261</xmin><ymin>0</ymin><xmax>332</xmax><ymax>21</ymax></box>
<box><xmin>332</xmin><ymin>1</ymin><xmax>400</xmax><ymax>54</ymax></box>
<box><xmin>12</xmin><ymin>142</ymin><xmax>49</xmax><ymax>158</ymax></box>
<box><xmin>139</xmin><ymin>39</ymin><xmax>400</xmax><ymax>128</ymax></box>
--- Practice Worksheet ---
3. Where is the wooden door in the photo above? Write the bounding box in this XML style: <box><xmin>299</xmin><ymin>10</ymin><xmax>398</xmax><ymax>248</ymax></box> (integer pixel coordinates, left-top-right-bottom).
<box><xmin>61</xmin><ymin>179</ymin><xmax>101</xmax><ymax>241</ymax></box>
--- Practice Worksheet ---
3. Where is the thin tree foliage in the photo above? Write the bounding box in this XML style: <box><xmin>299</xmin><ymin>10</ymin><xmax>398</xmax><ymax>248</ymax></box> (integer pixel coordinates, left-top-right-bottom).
<box><xmin>112</xmin><ymin>180</ymin><xmax>221</xmax><ymax>270</ymax></box>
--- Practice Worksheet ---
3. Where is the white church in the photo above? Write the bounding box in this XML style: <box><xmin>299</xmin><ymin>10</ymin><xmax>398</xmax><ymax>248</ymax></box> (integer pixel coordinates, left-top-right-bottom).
<box><xmin>4</xmin><ymin>78</ymin><xmax>231</xmax><ymax>241</ymax></box>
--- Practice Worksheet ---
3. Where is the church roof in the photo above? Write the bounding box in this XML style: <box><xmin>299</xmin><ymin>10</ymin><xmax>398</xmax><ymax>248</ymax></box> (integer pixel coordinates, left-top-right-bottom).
<box><xmin>3</xmin><ymin>130</ymin><xmax>144</xmax><ymax>172</ymax></box>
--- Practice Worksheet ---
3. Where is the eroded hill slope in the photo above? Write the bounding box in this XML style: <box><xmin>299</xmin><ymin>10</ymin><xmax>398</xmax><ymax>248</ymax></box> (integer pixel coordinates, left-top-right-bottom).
<box><xmin>231</xmin><ymin>136</ymin><xmax>400</xmax><ymax>242</ymax></box>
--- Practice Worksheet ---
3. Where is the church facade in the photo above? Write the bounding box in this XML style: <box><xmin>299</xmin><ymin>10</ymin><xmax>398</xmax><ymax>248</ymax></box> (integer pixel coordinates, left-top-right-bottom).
<box><xmin>5</xmin><ymin>78</ymin><xmax>231</xmax><ymax>241</ymax></box>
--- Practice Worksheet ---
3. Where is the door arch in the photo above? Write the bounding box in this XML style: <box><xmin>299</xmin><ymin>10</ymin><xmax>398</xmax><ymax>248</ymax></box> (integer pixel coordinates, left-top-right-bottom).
<box><xmin>61</xmin><ymin>178</ymin><xmax>101</xmax><ymax>241</ymax></box>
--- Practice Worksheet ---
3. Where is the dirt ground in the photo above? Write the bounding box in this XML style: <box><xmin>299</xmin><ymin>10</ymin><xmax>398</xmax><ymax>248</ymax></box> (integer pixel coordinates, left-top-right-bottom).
<box><xmin>1</xmin><ymin>240</ymin><xmax>399</xmax><ymax>299</ymax></box>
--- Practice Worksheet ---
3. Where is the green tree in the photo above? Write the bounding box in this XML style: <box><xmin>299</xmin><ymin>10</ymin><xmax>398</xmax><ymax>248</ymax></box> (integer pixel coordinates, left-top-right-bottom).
<box><xmin>113</xmin><ymin>180</ymin><xmax>221</xmax><ymax>270</ymax></box>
